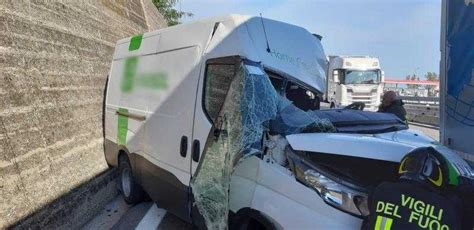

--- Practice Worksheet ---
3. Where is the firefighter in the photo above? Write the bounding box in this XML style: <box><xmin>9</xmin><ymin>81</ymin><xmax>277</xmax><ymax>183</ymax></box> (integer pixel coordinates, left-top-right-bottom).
<box><xmin>364</xmin><ymin>147</ymin><xmax>473</xmax><ymax>230</ymax></box>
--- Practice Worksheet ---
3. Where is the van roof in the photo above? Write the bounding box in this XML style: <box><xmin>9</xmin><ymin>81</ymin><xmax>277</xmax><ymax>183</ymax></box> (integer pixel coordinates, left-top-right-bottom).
<box><xmin>115</xmin><ymin>14</ymin><xmax>328</xmax><ymax>93</ymax></box>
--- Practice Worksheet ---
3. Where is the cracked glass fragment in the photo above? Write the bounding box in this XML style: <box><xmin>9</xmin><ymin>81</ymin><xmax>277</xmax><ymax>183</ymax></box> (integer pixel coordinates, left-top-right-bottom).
<box><xmin>191</xmin><ymin>62</ymin><xmax>334</xmax><ymax>229</ymax></box>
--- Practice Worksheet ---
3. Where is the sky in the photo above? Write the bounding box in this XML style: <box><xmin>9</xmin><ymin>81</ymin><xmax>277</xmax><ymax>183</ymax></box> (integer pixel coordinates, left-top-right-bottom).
<box><xmin>179</xmin><ymin>0</ymin><xmax>441</xmax><ymax>80</ymax></box>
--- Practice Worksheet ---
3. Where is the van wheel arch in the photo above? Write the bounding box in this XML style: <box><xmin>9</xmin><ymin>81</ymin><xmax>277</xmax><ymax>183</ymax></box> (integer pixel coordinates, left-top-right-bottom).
<box><xmin>117</xmin><ymin>147</ymin><xmax>131</xmax><ymax>167</ymax></box>
<box><xmin>118</xmin><ymin>150</ymin><xmax>128</xmax><ymax>164</ymax></box>
<box><xmin>230</xmin><ymin>208</ymin><xmax>279</xmax><ymax>230</ymax></box>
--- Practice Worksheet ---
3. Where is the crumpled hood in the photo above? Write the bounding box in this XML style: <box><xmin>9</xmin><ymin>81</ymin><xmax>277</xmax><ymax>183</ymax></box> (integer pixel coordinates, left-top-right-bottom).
<box><xmin>286</xmin><ymin>129</ymin><xmax>437</xmax><ymax>163</ymax></box>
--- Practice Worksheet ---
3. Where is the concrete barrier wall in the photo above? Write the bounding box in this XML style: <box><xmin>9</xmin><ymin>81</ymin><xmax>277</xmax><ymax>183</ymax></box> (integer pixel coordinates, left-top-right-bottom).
<box><xmin>0</xmin><ymin>1</ymin><xmax>165</xmax><ymax>228</ymax></box>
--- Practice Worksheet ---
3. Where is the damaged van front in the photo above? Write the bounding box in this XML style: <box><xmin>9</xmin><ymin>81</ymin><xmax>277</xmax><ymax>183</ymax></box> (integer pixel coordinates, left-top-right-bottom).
<box><xmin>219</xmin><ymin>63</ymin><xmax>471</xmax><ymax>229</ymax></box>
<box><xmin>187</xmin><ymin>16</ymin><xmax>472</xmax><ymax>229</ymax></box>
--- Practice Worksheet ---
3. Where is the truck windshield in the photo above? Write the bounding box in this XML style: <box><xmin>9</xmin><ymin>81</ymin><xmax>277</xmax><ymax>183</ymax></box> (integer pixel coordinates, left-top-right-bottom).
<box><xmin>343</xmin><ymin>70</ymin><xmax>380</xmax><ymax>84</ymax></box>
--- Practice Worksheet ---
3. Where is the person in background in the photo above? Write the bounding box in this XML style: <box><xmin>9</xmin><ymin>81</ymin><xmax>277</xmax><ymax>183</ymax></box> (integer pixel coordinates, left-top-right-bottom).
<box><xmin>378</xmin><ymin>90</ymin><xmax>407</xmax><ymax>121</ymax></box>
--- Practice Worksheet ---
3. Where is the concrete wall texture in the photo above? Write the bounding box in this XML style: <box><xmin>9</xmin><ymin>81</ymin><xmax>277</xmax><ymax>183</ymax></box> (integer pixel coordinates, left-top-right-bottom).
<box><xmin>0</xmin><ymin>0</ymin><xmax>166</xmax><ymax>228</ymax></box>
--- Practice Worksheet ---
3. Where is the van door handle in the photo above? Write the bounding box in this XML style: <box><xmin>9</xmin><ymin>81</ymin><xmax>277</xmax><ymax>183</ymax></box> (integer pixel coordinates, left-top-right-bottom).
<box><xmin>180</xmin><ymin>136</ymin><xmax>188</xmax><ymax>157</ymax></box>
<box><xmin>115</xmin><ymin>110</ymin><xmax>146</xmax><ymax>121</ymax></box>
<box><xmin>192</xmin><ymin>140</ymin><xmax>200</xmax><ymax>162</ymax></box>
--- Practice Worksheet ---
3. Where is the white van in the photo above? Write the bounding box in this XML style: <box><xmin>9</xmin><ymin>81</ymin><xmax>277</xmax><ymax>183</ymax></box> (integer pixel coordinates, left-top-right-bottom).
<box><xmin>104</xmin><ymin>15</ymin><xmax>471</xmax><ymax>229</ymax></box>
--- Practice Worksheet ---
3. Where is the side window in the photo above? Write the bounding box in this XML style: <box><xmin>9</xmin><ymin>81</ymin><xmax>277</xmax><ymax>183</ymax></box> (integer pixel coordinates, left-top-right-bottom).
<box><xmin>269</xmin><ymin>77</ymin><xmax>284</xmax><ymax>94</ymax></box>
<box><xmin>204</xmin><ymin>64</ymin><xmax>236</xmax><ymax>123</ymax></box>
<box><xmin>285</xmin><ymin>82</ymin><xmax>320</xmax><ymax>111</ymax></box>
<box><xmin>266</xmin><ymin>71</ymin><xmax>285</xmax><ymax>94</ymax></box>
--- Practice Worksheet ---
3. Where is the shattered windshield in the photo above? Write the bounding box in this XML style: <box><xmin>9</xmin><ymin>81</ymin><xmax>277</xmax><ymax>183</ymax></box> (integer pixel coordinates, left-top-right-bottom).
<box><xmin>190</xmin><ymin>61</ymin><xmax>334</xmax><ymax>229</ymax></box>
<box><xmin>343</xmin><ymin>70</ymin><xmax>381</xmax><ymax>84</ymax></box>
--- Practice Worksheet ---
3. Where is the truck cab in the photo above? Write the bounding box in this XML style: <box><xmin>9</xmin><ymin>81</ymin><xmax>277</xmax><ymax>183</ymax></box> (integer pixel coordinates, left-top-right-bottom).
<box><xmin>326</xmin><ymin>56</ymin><xmax>384</xmax><ymax>111</ymax></box>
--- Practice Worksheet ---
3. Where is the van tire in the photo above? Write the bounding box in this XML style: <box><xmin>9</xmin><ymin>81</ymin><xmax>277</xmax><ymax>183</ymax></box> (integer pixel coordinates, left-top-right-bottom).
<box><xmin>119</xmin><ymin>155</ymin><xmax>144</xmax><ymax>204</ymax></box>
<box><xmin>230</xmin><ymin>209</ymin><xmax>275</xmax><ymax>230</ymax></box>
<box><xmin>231</xmin><ymin>217</ymin><xmax>266</xmax><ymax>230</ymax></box>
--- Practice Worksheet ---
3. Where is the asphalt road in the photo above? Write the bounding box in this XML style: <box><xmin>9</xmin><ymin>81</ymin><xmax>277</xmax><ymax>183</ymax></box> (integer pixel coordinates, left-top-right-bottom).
<box><xmin>83</xmin><ymin>196</ymin><xmax>190</xmax><ymax>230</ymax></box>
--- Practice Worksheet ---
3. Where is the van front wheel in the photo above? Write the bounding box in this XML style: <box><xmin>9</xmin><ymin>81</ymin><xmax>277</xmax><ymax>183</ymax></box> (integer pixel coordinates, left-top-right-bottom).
<box><xmin>230</xmin><ymin>209</ymin><xmax>274</xmax><ymax>230</ymax></box>
<box><xmin>119</xmin><ymin>155</ymin><xmax>144</xmax><ymax>204</ymax></box>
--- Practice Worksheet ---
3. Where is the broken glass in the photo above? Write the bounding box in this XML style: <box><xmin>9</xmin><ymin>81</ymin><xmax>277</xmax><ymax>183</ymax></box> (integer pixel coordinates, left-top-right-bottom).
<box><xmin>190</xmin><ymin>61</ymin><xmax>334</xmax><ymax>229</ymax></box>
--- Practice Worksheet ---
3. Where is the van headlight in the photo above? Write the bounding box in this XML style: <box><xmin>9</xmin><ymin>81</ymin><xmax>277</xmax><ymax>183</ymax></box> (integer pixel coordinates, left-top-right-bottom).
<box><xmin>302</xmin><ymin>169</ymin><xmax>369</xmax><ymax>217</ymax></box>
<box><xmin>286</xmin><ymin>147</ymin><xmax>370</xmax><ymax>217</ymax></box>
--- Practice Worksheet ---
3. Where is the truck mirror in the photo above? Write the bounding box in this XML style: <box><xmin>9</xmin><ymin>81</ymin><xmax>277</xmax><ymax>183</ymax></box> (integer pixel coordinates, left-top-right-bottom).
<box><xmin>381</xmin><ymin>70</ymin><xmax>385</xmax><ymax>83</ymax></box>
<box><xmin>333</xmin><ymin>70</ymin><xmax>340</xmax><ymax>83</ymax></box>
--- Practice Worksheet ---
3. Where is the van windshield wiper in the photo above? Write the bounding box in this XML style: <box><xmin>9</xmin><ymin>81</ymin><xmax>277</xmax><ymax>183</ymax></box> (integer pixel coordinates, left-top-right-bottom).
<box><xmin>375</xmin><ymin>125</ymin><xmax>405</xmax><ymax>133</ymax></box>
<box><xmin>336</xmin><ymin>124</ymin><xmax>407</xmax><ymax>134</ymax></box>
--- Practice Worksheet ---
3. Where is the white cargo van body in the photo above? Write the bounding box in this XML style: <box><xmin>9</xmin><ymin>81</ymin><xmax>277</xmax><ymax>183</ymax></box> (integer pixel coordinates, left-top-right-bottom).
<box><xmin>105</xmin><ymin>15</ymin><xmax>347</xmax><ymax>228</ymax></box>
<box><xmin>106</xmin><ymin>15</ymin><xmax>326</xmax><ymax>171</ymax></box>
<box><xmin>326</xmin><ymin>56</ymin><xmax>384</xmax><ymax>111</ymax></box>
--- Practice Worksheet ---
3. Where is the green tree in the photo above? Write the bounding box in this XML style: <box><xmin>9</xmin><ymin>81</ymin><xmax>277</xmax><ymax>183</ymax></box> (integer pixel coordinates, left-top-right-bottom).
<box><xmin>424</xmin><ymin>72</ymin><xmax>439</xmax><ymax>96</ymax></box>
<box><xmin>406</xmin><ymin>74</ymin><xmax>417</xmax><ymax>89</ymax></box>
<box><xmin>425</xmin><ymin>72</ymin><xmax>438</xmax><ymax>81</ymax></box>
<box><xmin>152</xmin><ymin>0</ymin><xmax>193</xmax><ymax>26</ymax></box>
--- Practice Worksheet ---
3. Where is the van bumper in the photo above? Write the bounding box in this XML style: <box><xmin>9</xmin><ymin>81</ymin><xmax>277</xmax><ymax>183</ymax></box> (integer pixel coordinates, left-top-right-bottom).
<box><xmin>230</xmin><ymin>157</ymin><xmax>363</xmax><ymax>229</ymax></box>
<box><xmin>250</xmin><ymin>184</ymin><xmax>363</xmax><ymax>229</ymax></box>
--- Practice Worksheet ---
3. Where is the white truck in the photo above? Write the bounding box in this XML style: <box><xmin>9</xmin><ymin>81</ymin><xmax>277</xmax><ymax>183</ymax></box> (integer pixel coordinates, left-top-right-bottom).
<box><xmin>104</xmin><ymin>15</ymin><xmax>472</xmax><ymax>229</ymax></box>
<box><xmin>326</xmin><ymin>56</ymin><xmax>384</xmax><ymax>111</ymax></box>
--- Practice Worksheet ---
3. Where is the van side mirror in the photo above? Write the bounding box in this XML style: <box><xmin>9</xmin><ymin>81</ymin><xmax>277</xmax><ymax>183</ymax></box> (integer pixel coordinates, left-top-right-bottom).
<box><xmin>333</xmin><ymin>70</ymin><xmax>340</xmax><ymax>83</ymax></box>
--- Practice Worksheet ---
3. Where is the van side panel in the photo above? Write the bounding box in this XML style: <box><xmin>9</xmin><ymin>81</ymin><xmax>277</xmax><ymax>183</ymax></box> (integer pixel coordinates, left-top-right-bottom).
<box><xmin>105</xmin><ymin>35</ymin><xmax>203</xmax><ymax>219</ymax></box>
<box><xmin>141</xmin><ymin>46</ymin><xmax>201</xmax><ymax>184</ymax></box>
<box><xmin>107</xmin><ymin>45</ymin><xmax>202</xmax><ymax>176</ymax></box>
<box><xmin>139</xmin><ymin>46</ymin><xmax>202</xmax><ymax>221</ymax></box>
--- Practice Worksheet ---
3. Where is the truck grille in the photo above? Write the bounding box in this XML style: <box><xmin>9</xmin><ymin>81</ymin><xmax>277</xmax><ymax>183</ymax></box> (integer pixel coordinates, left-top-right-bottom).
<box><xmin>348</xmin><ymin>93</ymin><xmax>378</xmax><ymax>111</ymax></box>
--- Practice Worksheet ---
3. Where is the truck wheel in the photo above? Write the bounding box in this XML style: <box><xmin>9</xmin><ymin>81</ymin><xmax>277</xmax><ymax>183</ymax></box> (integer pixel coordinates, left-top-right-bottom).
<box><xmin>119</xmin><ymin>155</ymin><xmax>144</xmax><ymax>204</ymax></box>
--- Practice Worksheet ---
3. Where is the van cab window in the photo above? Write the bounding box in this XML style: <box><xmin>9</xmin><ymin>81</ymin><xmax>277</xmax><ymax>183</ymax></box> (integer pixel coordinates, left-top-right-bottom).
<box><xmin>285</xmin><ymin>82</ymin><xmax>320</xmax><ymax>111</ymax></box>
<box><xmin>265</xmin><ymin>71</ymin><xmax>320</xmax><ymax>111</ymax></box>
<box><xmin>267</xmin><ymin>72</ymin><xmax>285</xmax><ymax>94</ymax></box>
<box><xmin>204</xmin><ymin>64</ymin><xmax>236</xmax><ymax>123</ymax></box>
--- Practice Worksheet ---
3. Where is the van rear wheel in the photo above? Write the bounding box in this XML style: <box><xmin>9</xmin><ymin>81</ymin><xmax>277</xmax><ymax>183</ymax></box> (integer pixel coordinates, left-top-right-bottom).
<box><xmin>119</xmin><ymin>155</ymin><xmax>144</xmax><ymax>204</ymax></box>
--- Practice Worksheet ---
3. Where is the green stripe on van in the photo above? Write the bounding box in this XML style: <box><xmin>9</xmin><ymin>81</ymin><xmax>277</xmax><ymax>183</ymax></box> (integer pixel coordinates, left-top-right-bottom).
<box><xmin>117</xmin><ymin>108</ymin><xmax>128</xmax><ymax>145</ymax></box>
<box><xmin>129</xmin><ymin>34</ymin><xmax>143</xmax><ymax>51</ymax></box>
<box><xmin>121</xmin><ymin>57</ymin><xmax>138</xmax><ymax>93</ymax></box>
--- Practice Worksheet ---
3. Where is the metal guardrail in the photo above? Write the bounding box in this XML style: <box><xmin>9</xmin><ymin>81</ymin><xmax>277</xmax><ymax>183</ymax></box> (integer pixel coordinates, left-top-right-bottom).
<box><xmin>398</xmin><ymin>96</ymin><xmax>439</xmax><ymax>105</ymax></box>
